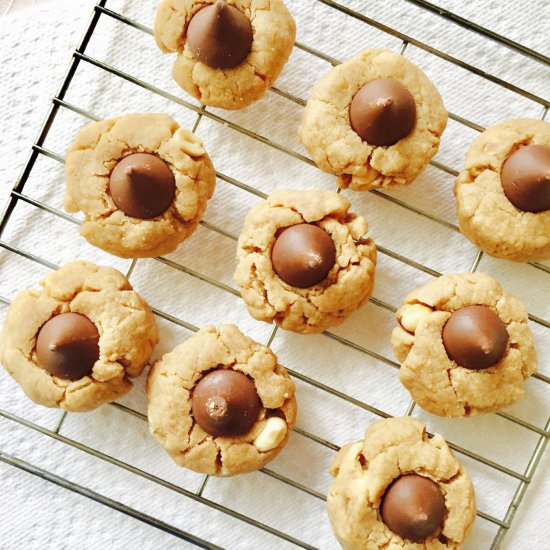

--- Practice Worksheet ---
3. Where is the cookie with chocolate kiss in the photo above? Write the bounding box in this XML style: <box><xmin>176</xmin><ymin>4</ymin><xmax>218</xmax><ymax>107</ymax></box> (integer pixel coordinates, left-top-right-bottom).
<box><xmin>154</xmin><ymin>0</ymin><xmax>296</xmax><ymax>109</ymax></box>
<box><xmin>392</xmin><ymin>272</ymin><xmax>537</xmax><ymax>417</ymax></box>
<box><xmin>234</xmin><ymin>189</ymin><xmax>377</xmax><ymax>334</ymax></box>
<box><xmin>0</xmin><ymin>260</ymin><xmax>158</xmax><ymax>412</ymax></box>
<box><xmin>65</xmin><ymin>113</ymin><xmax>216</xmax><ymax>259</ymax></box>
<box><xmin>147</xmin><ymin>325</ymin><xmax>297</xmax><ymax>476</ymax></box>
<box><xmin>327</xmin><ymin>417</ymin><xmax>476</xmax><ymax>550</ymax></box>
<box><xmin>298</xmin><ymin>49</ymin><xmax>447</xmax><ymax>192</ymax></box>
<box><xmin>454</xmin><ymin>118</ymin><xmax>550</xmax><ymax>262</ymax></box>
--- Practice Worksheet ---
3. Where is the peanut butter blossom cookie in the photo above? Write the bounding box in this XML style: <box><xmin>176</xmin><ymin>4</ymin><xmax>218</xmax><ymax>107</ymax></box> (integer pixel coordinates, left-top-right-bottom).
<box><xmin>147</xmin><ymin>324</ymin><xmax>297</xmax><ymax>476</ymax></box>
<box><xmin>455</xmin><ymin>118</ymin><xmax>550</xmax><ymax>262</ymax></box>
<box><xmin>298</xmin><ymin>49</ymin><xmax>447</xmax><ymax>192</ymax></box>
<box><xmin>154</xmin><ymin>0</ymin><xmax>296</xmax><ymax>109</ymax></box>
<box><xmin>0</xmin><ymin>261</ymin><xmax>158</xmax><ymax>412</ymax></box>
<box><xmin>65</xmin><ymin>113</ymin><xmax>216</xmax><ymax>258</ymax></box>
<box><xmin>234</xmin><ymin>189</ymin><xmax>377</xmax><ymax>334</ymax></box>
<box><xmin>391</xmin><ymin>273</ymin><xmax>537</xmax><ymax>417</ymax></box>
<box><xmin>328</xmin><ymin>417</ymin><xmax>476</xmax><ymax>550</ymax></box>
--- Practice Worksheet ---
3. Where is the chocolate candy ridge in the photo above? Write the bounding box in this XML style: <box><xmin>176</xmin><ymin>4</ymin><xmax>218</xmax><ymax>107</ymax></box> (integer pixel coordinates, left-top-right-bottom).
<box><xmin>192</xmin><ymin>369</ymin><xmax>261</xmax><ymax>437</ymax></box>
<box><xmin>442</xmin><ymin>305</ymin><xmax>509</xmax><ymax>370</ymax></box>
<box><xmin>500</xmin><ymin>144</ymin><xmax>550</xmax><ymax>214</ymax></box>
<box><xmin>109</xmin><ymin>153</ymin><xmax>176</xmax><ymax>219</ymax></box>
<box><xmin>36</xmin><ymin>312</ymin><xmax>100</xmax><ymax>380</ymax></box>
<box><xmin>271</xmin><ymin>223</ymin><xmax>336</xmax><ymax>288</ymax></box>
<box><xmin>380</xmin><ymin>473</ymin><xmax>446</xmax><ymax>543</ymax></box>
<box><xmin>349</xmin><ymin>78</ymin><xmax>416</xmax><ymax>146</ymax></box>
<box><xmin>187</xmin><ymin>0</ymin><xmax>253</xmax><ymax>70</ymax></box>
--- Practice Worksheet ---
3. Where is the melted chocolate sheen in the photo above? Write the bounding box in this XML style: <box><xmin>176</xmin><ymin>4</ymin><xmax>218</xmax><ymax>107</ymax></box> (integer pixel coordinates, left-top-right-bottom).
<box><xmin>381</xmin><ymin>474</ymin><xmax>446</xmax><ymax>543</ymax></box>
<box><xmin>192</xmin><ymin>369</ymin><xmax>261</xmax><ymax>437</ymax></box>
<box><xmin>109</xmin><ymin>153</ymin><xmax>176</xmax><ymax>219</ymax></box>
<box><xmin>500</xmin><ymin>144</ymin><xmax>550</xmax><ymax>213</ymax></box>
<box><xmin>442</xmin><ymin>305</ymin><xmax>509</xmax><ymax>370</ymax></box>
<box><xmin>187</xmin><ymin>0</ymin><xmax>253</xmax><ymax>69</ymax></box>
<box><xmin>349</xmin><ymin>78</ymin><xmax>416</xmax><ymax>146</ymax></box>
<box><xmin>271</xmin><ymin>223</ymin><xmax>336</xmax><ymax>288</ymax></box>
<box><xmin>36</xmin><ymin>312</ymin><xmax>100</xmax><ymax>380</ymax></box>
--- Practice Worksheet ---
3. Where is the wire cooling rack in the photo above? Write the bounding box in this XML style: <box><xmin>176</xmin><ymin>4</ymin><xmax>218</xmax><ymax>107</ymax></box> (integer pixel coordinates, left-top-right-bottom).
<box><xmin>0</xmin><ymin>1</ymin><xmax>549</xmax><ymax>549</ymax></box>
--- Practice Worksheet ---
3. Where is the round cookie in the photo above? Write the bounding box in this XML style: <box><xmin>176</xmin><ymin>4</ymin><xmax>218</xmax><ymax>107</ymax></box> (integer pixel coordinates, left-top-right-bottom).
<box><xmin>0</xmin><ymin>261</ymin><xmax>158</xmax><ymax>412</ymax></box>
<box><xmin>454</xmin><ymin>118</ymin><xmax>550</xmax><ymax>262</ymax></box>
<box><xmin>154</xmin><ymin>0</ymin><xmax>296</xmax><ymax>110</ymax></box>
<box><xmin>298</xmin><ymin>49</ymin><xmax>447</xmax><ymax>192</ymax></box>
<box><xmin>147</xmin><ymin>324</ymin><xmax>297</xmax><ymax>476</ymax></box>
<box><xmin>327</xmin><ymin>417</ymin><xmax>476</xmax><ymax>550</ymax></box>
<box><xmin>64</xmin><ymin>113</ymin><xmax>216</xmax><ymax>258</ymax></box>
<box><xmin>391</xmin><ymin>273</ymin><xmax>537</xmax><ymax>417</ymax></box>
<box><xmin>234</xmin><ymin>189</ymin><xmax>377</xmax><ymax>334</ymax></box>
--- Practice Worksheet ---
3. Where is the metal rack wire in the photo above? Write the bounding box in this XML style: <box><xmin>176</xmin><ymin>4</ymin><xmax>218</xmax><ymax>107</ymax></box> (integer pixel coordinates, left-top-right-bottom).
<box><xmin>0</xmin><ymin>1</ymin><xmax>548</xmax><ymax>549</ymax></box>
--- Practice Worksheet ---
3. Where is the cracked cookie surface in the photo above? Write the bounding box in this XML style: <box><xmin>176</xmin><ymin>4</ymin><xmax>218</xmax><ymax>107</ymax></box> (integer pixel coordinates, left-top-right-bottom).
<box><xmin>234</xmin><ymin>189</ymin><xmax>377</xmax><ymax>334</ymax></box>
<box><xmin>298</xmin><ymin>49</ymin><xmax>447</xmax><ymax>192</ymax></box>
<box><xmin>0</xmin><ymin>261</ymin><xmax>159</xmax><ymax>412</ymax></box>
<box><xmin>154</xmin><ymin>0</ymin><xmax>296</xmax><ymax>109</ymax></box>
<box><xmin>327</xmin><ymin>417</ymin><xmax>476</xmax><ymax>550</ymax></box>
<box><xmin>65</xmin><ymin>113</ymin><xmax>216</xmax><ymax>258</ymax></box>
<box><xmin>454</xmin><ymin>118</ymin><xmax>550</xmax><ymax>262</ymax></box>
<box><xmin>391</xmin><ymin>273</ymin><xmax>537</xmax><ymax>417</ymax></box>
<box><xmin>147</xmin><ymin>324</ymin><xmax>297</xmax><ymax>476</ymax></box>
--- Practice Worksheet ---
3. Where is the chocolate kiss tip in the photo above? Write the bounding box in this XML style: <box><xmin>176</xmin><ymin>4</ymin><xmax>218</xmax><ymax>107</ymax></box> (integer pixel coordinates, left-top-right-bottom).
<box><xmin>207</xmin><ymin>396</ymin><xmax>228</xmax><ymax>418</ymax></box>
<box><xmin>213</xmin><ymin>0</ymin><xmax>228</xmax><ymax>17</ymax></box>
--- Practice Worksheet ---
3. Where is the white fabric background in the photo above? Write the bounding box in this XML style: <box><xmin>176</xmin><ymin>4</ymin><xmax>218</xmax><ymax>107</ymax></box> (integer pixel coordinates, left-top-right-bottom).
<box><xmin>0</xmin><ymin>1</ymin><xmax>549</xmax><ymax>549</ymax></box>
<box><xmin>0</xmin><ymin>0</ymin><xmax>50</xmax><ymax>15</ymax></box>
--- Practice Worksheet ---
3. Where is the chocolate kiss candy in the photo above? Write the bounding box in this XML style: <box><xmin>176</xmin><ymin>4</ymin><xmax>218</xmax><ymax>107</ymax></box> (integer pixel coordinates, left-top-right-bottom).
<box><xmin>271</xmin><ymin>223</ymin><xmax>336</xmax><ymax>288</ymax></box>
<box><xmin>380</xmin><ymin>473</ymin><xmax>446</xmax><ymax>543</ymax></box>
<box><xmin>36</xmin><ymin>312</ymin><xmax>100</xmax><ymax>380</ymax></box>
<box><xmin>187</xmin><ymin>0</ymin><xmax>253</xmax><ymax>69</ymax></box>
<box><xmin>192</xmin><ymin>369</ymin><xmax>261</xmax><ymax>437</ymax></box>
<box><xmin>442</xmin><ymin>305</ymin><xmax>509</xmax><ymax>370</ymax></box>
<box><xmin>349</xmin><ymin>78</ymin><xmax>416</xmax><ymax>146</ymax></box>
<box><xmin>109</xmin><ymin>153</ymin><xmax>176</xmax><ymax>219</ymax></box>
<box><xmin>500</xmin><ymin>144</ymin><xmax>550</xmax><ymax>213</ymax></box>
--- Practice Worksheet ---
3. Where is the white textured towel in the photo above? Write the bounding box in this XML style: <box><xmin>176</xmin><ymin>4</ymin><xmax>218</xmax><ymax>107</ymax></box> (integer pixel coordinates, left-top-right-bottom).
<box><xmin>0</xmin><ymin>1</ymin><xmax>549</xmax><ymax>549</ymax></box>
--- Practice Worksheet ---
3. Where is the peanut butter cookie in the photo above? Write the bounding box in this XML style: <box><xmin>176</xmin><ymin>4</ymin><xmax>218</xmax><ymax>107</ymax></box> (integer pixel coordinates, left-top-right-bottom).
<box><xmin>327</xmin><ymin>417</ymin><xmax>476</xmax><ymax>550</ymax></box>
<box><xmin>65</xmin><ymin>113</ymin><xmax>216</xmax><ymax>258</ymax></box>
<box><xmin>234</xmin><ymin>189</ymin><xmax>377</xmax><ymax>334</ymax></box>
<box><xmin>454</xmin><ymin>118</ymin><xmax>550</xmax><ymax>262</ymax></box>
<box><xmin>298</xmin><ymin>49</ymin><xmax>447</xmax><ymax>192</ymax></box>
<box><xmin>391</xmin><ymin>273</ymin><xmax>537</xmax><ymax>417</ymax></box>
<box><xmin>147</xmin><ymin>324</ymin><xmax>297</xmax><ymax>476</ymax></box>
<box><xmin>0</xmin><ymin>261</ymin><xmax>158</xmax><ymax>412</ymax></box>
<box><xmin>154</xmin><ymin>0</ymin><xmax>296</xmax><ymax>109</ymax></box>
